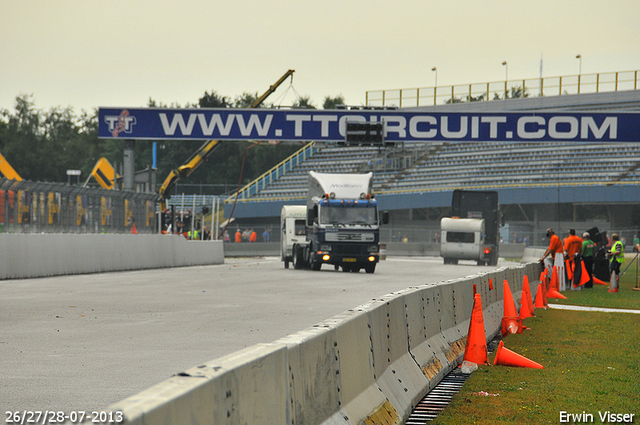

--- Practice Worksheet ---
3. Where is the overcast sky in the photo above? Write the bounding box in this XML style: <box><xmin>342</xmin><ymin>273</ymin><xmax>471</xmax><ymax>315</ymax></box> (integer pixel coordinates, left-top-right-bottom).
<box><xmin>2</xmin><ymin>0</ymin><xmax>639</xmax><ymax>113</ymax></box>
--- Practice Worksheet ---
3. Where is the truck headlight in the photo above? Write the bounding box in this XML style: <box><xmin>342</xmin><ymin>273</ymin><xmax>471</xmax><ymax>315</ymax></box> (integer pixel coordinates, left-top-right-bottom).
<box><xmin>367</xmin><ymin>245</ymin><xmax>379</xmax><ymax>253</ymax></box>
<box><xmin>320</xmin><ymin>244</ymin><xmax>332</xmax><ymax>251</ymax></box>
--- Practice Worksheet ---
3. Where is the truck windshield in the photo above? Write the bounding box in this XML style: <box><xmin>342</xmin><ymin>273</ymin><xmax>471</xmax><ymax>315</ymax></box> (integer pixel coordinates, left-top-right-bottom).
<box><xmin>320</xmin><ymin>205</ymin><xmax>377</xmax><ymax>225</ymax></box>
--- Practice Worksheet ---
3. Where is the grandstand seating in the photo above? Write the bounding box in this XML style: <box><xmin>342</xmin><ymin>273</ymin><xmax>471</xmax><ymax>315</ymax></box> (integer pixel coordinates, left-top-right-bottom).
<box><xmin>233</xmin><ymin>141</ymin><xmax>640</xmax><ymax>200</ymax></box>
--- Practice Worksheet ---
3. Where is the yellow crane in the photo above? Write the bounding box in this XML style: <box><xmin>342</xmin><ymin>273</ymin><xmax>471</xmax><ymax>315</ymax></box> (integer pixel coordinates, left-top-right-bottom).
<box><xmin>157</xmin><ymin>69</ymin><xmax>295</xmax><ymax>210</ymax></box>
<box><xmin>0</xmin><ymin>152</ymin><xmax>22</xmax><ymax>181</ymax></box>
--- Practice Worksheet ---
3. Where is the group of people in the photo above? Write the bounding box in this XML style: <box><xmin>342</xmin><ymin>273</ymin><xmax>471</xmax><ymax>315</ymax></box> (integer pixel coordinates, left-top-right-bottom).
<box><xmin>540</xmin><ymin>228</ymin><xmax>626</xmax><ymax>288</ymax></box>
<box><xmin>231</xmin><ymin>228</ymin><xmax>271</xmax><ymax>243</ymax></box>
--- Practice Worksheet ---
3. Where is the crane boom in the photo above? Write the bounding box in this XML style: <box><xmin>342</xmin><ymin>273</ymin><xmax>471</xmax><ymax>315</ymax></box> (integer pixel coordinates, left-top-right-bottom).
<box><xmin>158</xmin><ymin>69</ymin><xmax>295</xmax><ymax>210</ymax></box>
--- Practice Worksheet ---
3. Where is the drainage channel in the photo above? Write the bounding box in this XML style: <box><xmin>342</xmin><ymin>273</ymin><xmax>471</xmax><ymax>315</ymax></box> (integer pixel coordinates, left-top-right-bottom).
<box><xmin>405</xmin><ymin>367</ymin><xmax>470</xmax><ymax>424</ymax></box>
<box><xmin>405</xmin><ymin>338</ymin><xmax>500</xmax><ymax>424</ymax></box>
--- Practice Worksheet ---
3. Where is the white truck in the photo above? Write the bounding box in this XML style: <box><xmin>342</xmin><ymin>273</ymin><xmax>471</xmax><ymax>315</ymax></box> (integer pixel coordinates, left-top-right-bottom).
<box><xmin>440</xmin><ymin>217</ymin><xmax>486</xmax><ymax>265</ymax></box>
<box><xmin>280</xmin><ymin>205</ymin><xmax>308</xmax><ymax>269</ymax></box>
<box><xmin>440</xmin><ymin>189</ymin><xmax>500</xmax><ymax>266</ymax></box>
<box><xmin>282</xmin><ymin>171</ymin><xmax>388</xmax><ymax>273</ymax></box>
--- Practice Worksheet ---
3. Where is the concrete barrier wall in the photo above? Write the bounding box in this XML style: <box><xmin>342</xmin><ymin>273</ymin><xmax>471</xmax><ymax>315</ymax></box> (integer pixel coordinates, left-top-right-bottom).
<box><xmin>225</xmin><ymin>241</ymin><xmax>528</xmax><ymax>259</ymax></box>
<box><xmin>0</xmin><ymin>234</ymin><xmax>224</xmax><ymax>280</ymax></box>
<box><xmin>106</xmin><ymin>262</ymin><xmax>539</xmax><ymax>425</ymax></box>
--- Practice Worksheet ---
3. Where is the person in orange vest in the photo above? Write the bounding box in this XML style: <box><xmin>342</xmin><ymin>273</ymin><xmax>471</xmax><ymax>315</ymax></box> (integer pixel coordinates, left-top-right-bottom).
<box><xmin>564</xmin><ymin>229</ymin><xmax>583</xmax><ymax>284</ymax></box>
<box><xmin>540</xmin><ymin>228</ymin><xmax>563</xmax><ymax>262</ymax></box>
<box><xmin>235</xmin><ymin>229</ymin><xmax>242</xmax><ymax>243</ymax></box>
<box><xmin>249</xmin><ymin>229</ymin><xmax>257</xmax><ymax>242</ymax></box>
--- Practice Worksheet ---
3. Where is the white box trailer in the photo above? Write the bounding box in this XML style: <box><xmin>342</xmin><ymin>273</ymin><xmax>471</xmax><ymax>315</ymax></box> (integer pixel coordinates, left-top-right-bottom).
<box><xmin>280</xmin><ymin>205</ymin><xmax>308</xmax><ymax>269</ymax></box>
<box><xmin>440</xmin><ymin>217</ymin><xmax>487</xmax><ymax>265</ymax></box>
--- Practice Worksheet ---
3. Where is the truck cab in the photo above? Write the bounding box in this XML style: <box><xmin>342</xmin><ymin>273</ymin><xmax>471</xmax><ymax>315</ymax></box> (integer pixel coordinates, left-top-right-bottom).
<box><xmin>306</xmin><ymin>193</ymin><xmax>384</xmax><ymax>273</ymax></box>
<box><xmin>280</xmin><ymin>205</ymin><xmax>308</xmax><ymax>269</ymax></box>
<box><xmin>284</xmin><ymin>171</ymin><xmax>388</xmax><ymax>273</ymax></box>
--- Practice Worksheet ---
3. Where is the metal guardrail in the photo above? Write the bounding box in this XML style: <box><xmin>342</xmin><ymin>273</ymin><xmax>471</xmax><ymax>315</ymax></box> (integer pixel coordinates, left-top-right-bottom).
<box><xmin>366</xmin><ymin>70</ymin><xmax>640</xmax><ymax>107</ymax></box>
<box><xmin>0</xmin><ymin>178</ymin><xmax>158</xmax><ymax>234</ymax></box>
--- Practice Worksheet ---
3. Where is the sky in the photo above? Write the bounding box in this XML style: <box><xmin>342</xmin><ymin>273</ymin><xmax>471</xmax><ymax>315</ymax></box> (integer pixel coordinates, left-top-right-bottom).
<box><xmin>1</xmin><ymin>0</ymin><xmax>639</xmax><ymax>113</ymax></box>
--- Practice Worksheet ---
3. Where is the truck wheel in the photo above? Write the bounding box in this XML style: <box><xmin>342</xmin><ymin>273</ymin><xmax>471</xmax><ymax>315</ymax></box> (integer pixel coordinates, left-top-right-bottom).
<box><xmin>310</xmin><ymin>255</ymin><xmax>322</xmax><ymax>271</ymax></box>
<box><xmin>365</xmin><ymin>264</ymin><xmax>376</xmax><ymax>274</ymax></box>
<box><xmin>293</xmin><ymin>246</ymin><xmax>304</xmax><ymax>269</ymax></box>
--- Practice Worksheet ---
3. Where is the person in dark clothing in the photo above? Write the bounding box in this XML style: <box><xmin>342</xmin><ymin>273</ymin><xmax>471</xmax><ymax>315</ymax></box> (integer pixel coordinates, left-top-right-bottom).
<box><xmin>581</xmin><ymin>232</ymin><xmax>595</xmax><ymax>288</ymax></box>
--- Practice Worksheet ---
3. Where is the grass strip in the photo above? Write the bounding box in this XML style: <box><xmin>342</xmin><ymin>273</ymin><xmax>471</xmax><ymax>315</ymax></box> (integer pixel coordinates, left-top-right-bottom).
<box><xmin>430</xmin><ymin>267</ymin><xmax>640</xmax><ymax>424</ymax></box>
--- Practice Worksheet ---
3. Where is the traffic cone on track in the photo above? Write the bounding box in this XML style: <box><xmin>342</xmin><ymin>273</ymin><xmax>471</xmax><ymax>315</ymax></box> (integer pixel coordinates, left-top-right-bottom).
<box><xmin>463</xmin><ymin>293</ymin><xmax>488</xmax><ymax>365</ymax></box>
<box><xmin>520</xmin><ymin>276</ymin><xmax>535</xmax><ymax>320</ymax></box>
<box><xmin>493</xmin><ymin>340</ymin><xmax>544</xmax><ymax>369</ymax></box>
<box><xmin>501</xmin><ymin>279</ymin><xmax>523</xmax><ymax>335</ymax></box>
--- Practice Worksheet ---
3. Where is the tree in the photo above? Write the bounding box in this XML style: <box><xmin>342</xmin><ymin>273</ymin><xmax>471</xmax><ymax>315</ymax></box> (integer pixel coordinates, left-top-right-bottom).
<box><xmin>292</xmin><ymin>95</ymin><xmax>315</xmax><ymax>109</ymax></box>
<box><xmin>234</xmin><ymin>92</ymin><xmax>259</xmax><ymax>108</ymax></box>
<box><xmin>198</xmin><ymin>90</ymin><xmax>231</xmax><ymax>108</ymax></box>
<box><xmin>323</xmin><ymin>95</ymin><xmax>345</xmax><ymax>109</ymax></box>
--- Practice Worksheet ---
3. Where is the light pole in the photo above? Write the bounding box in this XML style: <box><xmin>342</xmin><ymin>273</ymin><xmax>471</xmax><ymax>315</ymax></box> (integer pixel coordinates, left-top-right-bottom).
<box><xmin>576</xmin><ymin>54</ymin><xmax>582</xmax><ymax>94</ymax></box>
<box><xmin>502</xmin><ymin>61</ymin><xmax>508</xmax><ymax>98</ymax></box>
<box><xmin>431</xmin><ymin>67</ymin><xmax>437</xmax><ymax>105</ymax></box>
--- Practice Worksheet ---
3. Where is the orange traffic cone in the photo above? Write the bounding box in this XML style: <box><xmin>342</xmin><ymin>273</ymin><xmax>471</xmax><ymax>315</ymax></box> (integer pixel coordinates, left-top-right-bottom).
<box><xmin>550</xmin><ymin>266</ymin><xmax>559</xmax><ymax>291</ymax></box>
<box><xmin>493</xmin><ymin>340</ymin><xmax>544</xmax><ymax>369</ymax></box>
<box><xmin>547</xmin><ymin>267</ymin><xmax>567</xmax><ymax>299</ymax></box>
<box><xmin>463</xmin><ymin>293</ymin><xmax>488</xmax><ymax>365</ymax></box>
<box><xmin>593</xmin><ymin>276</ymin><xmax>608</xmax><ymax>286</ymax></box>
<box><xmin>520</xmin><ymin>276</ymin><xmax>535</xmax><ymax>320</ymax></box>
<box><xmin>609</xmin><ymin>272</ymin><xmax>619</xmax><ymax>293</ymax></box>
<box><xmin>503</xmin><ymin>279</ymin><xmax>518</xmax><ymax>317</ymax></box>
<box><xmin>534</xmin><ymin>282</ymin><xmax>546</xmax><ymax>309</ymax></box>
<box><xmin>489</xmin><ymin>278</ymin><xmax>494</xmax><ymax>290</ymax></box>
<box><xmin>577</xmin><ymin>260</ymin><xmax>590</xmax><ymax>287</ymax></box>
<box><xmin>566</xmin><ymin>259</ymin><xmax>574</xmax><ymax>283</ymax></box>
<box><xmin>501</xmin><ymin>279</ymin><xmax>522</xmax><ymax>335</ymax></box>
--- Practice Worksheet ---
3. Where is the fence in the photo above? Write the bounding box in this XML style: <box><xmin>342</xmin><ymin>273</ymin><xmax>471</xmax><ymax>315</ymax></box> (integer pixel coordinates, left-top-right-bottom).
<box><xmin>366</xmin><ymin>69</ymin><xmax>640</xmax><ymax>107</ymax></box>
<box><xmin>0</xmin><ymin>178</ymin><xmax>158</xmax><ymax>234</ymax></box>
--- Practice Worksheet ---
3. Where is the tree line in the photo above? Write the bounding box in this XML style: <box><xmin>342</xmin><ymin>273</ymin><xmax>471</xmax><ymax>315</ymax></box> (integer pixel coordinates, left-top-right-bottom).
<box><xmin>0</xmin><ymin>92</ymin><xmax>345</xmax><ymax>195</ymax></box>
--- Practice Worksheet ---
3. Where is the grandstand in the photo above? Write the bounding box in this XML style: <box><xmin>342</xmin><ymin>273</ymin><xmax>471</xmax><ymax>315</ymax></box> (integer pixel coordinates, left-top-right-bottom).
<box><xmin>224</xmin><ymin>88</ymin><xmax>640</xmax><ymax>246</ymax></box>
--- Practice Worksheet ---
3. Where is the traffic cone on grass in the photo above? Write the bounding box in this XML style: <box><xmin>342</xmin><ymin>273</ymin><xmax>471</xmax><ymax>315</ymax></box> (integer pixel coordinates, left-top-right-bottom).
<box><xmin>593</xmin><ymin>276</ymin><xmax>608</xmax><ymax>286</ymax></box>
<box><xmin>609</xmin><ymin>272</ymin><xmax>619</xmax><ymax>293</ymax></box>
<box><xmin>534</xmin><ymin>282</ymin><xmax>546</xmax><ymax>309</ymax></box>
<box><xmin>547</xmin><ymin>266</ymin><xmax>567</xmax><ymax>299</ymax></box>
<box><xmin>493</xmin><ymin>340</ymin><xmax>544</xmax><ymax>369</ymax></box>
<box><xmin>463</xmin><ymin>293</ymin><xmax>488</xmax><ymax>365</ymax></box>
<box><xmin>577</xmin><ymin>260</ymin><xmax>590</xmax><ymax>287</ymax></box>
<box><xmin>501</xmin><ymin>279</ymin><xmax>523</xmax><ymax>335</ymax></box>
<box><xmin>519</xmin><ymin>275</ymin><xmax>535</xmax><ymax>320</ymax></box>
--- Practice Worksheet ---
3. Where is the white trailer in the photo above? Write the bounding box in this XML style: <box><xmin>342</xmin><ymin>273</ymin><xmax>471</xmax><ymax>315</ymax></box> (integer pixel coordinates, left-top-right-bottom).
<box><xmin>280</xmin><ymin>205</ymin><xmax>308</xmax><ymax>269</ymax></box>
<box><xmin>440</xmin><ymin>217</ymin><xmax>487</xmax><ymax>265</ymax></box>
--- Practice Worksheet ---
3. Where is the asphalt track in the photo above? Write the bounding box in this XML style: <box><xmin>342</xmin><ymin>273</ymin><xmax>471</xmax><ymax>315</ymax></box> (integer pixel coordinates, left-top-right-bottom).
<box><xmin>2</xmin><ymin>256</ymin><xmax>517</xmax><ymax>413</ymax></box>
